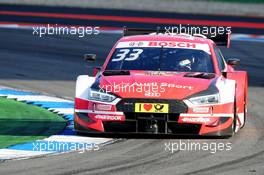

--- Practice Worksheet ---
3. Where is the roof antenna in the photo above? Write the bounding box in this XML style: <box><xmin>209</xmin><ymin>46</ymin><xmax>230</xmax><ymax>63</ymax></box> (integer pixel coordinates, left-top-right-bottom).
<box><xmin>156</xmin><ymin>26</ymin><xmax>160</xmax><ymax>35</ymax></box>
<box><xmin>123</xmin><ymin>26</ymin><xmax>127</xmax><ymax>37</ymax></box>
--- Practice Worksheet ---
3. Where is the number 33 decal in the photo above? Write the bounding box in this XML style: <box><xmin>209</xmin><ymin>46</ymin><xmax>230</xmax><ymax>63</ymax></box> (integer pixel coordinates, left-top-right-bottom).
<box><xmin>112</xmin><ymin>49</ymin><xmax>143</xmax><ymax>62</ymax></box>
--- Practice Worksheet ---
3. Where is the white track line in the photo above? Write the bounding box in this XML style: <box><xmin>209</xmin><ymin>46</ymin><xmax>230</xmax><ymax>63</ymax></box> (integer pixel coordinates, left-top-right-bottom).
<box><xmin>0</xmin><ymin>149</ymin><xmax>53</xmax><ymax>160</ymax></box>
<box><xmin>44</xmin><ymin>135</ymin><xmax>113</xmax><ymax>144</ymax></box>
<box><xmin>48</xmin><ymin>108</ymin><xmax>74</xmax><ymax>115</ymax></box>
<box><xmin>6</xmin><ymin>95</ymin><xmax>71</xmax><ymax>102</ymax></box>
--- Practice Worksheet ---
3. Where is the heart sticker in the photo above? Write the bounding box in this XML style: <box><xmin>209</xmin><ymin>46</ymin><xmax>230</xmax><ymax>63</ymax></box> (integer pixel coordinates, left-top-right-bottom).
<box><xmin>143</xmin><ymin>104</ymin><xmax>152</xmax><ymax>111</ymax></box>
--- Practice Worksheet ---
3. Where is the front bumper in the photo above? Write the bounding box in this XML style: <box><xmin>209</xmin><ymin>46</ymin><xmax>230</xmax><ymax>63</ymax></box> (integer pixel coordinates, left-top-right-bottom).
<box><xmin>74</xmin><ymin>98</ymin><xmax>234</xmax><ymax>136</ymax></box>
<box><xmin>74</xmin><ymin>112</ymin><xmax>234</xmax><ymax>136</ymax></box>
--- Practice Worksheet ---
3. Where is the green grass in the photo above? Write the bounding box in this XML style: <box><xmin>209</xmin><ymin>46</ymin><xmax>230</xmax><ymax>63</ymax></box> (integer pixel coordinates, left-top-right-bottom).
<box><xmin>0</xmin><ymin>97</ymin><xmax>67</xmax><ymax>148</ymax></box>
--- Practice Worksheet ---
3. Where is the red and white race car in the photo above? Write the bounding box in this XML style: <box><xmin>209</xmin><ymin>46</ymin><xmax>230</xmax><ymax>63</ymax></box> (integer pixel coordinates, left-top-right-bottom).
<box><xmin>74</xmin><ymin>28</ymin><xmax>248</xmax><ymax>137</ymax></box>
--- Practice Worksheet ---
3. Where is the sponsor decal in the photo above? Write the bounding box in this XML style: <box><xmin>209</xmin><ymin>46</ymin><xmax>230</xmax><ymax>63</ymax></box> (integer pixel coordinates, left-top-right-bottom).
<box><xmin>96</xmin><ymin>104</ymin><xmax>112</xmax><ymax>111</ymax></box>
<box><xmin>143</xmin><ymin>71</ymin><xmax>181</xmax><ymax>76</ymax></box>
<box><xmin>193</xmin><ymin>107</ymin><xmax>210</xmax><ymax>113</ymax></box>
<box><xmin>148</xmin><ymin>41</ymin><xmax>196</xmax><ymax>48</ymax></box>
<box><xmin>181</xmin><ymin>117</ymin><xmax>210</xmax><ymax>123</ymax></box>
<box><xmin>144</xmin><ymin>92</ymin><xmax>161</xmax><ymax>97</ymax></box>
<box><xmin>94</xmin><ymin>115</ymin><xmax>123</xmax><ymax>121</ymax></box>
<box><xmin>179</xmin><ymin>117</ymin><xmax>217</xmax><ymax>124</ymax></box>
<box><xmin>116</xmin><ymin>41</ymin><xmax>210</xmax><ymax>53</ymax></box>
<box><xmin>129</xmin><ymin>41</ymin><xmax>144</xmax><ymax>47</ymax></box>
<box><xmin>160</xmin><ymin>82</ymin><xmax>193</xmax><ymax>90</ymax></box>
<box><xmin>135</xmin><ymin>103</ymin><xmax>169</xmax><ymax>113</ymax></box>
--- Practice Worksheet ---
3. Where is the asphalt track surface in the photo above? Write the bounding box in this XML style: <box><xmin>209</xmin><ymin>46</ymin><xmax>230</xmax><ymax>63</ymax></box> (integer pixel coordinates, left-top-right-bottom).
<box><xmin>0</xmin><ymin>28</ymin><xmax>264</xmax><ymax>175</ymax></box>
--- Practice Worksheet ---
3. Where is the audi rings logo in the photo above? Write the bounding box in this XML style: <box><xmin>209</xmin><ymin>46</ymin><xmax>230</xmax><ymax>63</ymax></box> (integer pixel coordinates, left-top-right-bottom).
<box><xmin>129</xmin><ymin>41</ymin><xmax>144</xmax><ymax>47</ymax></box>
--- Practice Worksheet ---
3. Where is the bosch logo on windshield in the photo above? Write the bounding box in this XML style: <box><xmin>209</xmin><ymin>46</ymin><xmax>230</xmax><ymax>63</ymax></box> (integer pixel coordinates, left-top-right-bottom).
<box><xmin>149</xmin><ymin>41</ymin><xmax>196</xmax><ymax>48</ymax></box>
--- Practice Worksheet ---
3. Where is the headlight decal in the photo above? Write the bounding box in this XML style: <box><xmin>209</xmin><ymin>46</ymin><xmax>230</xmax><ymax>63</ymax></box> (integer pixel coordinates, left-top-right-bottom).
<box><xmin>185</xmin><ymin>78</ymin><xmax>220</xmax><ymax>105</ymax></box>
<box><xmin>89</xmin><ymin>89</ymin><xmax>116</xmax><ymax>102</ymax></box>
<box><xmin>188</xmin><ymin>93</ymin><xmax>220</xmax><ymax>105</ymax></box>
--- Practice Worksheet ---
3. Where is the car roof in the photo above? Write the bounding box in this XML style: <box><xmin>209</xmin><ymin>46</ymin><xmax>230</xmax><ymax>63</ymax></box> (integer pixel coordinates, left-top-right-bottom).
<box><xmin>119</xmin><ymin>34</ymin><xmax>214</xmax><ymax>45</ymax></box>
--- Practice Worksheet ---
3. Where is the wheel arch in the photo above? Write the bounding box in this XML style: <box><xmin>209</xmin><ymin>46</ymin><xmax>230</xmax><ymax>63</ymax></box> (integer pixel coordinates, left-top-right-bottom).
<box><xmin>226</xmin><ymin>71</ymin><xmax>248</xmax><ymax>128</ymax></box>
<box><xmin>75</xmin><ymin>75</ymin><xmax>96</xmax><ymax>100</ymax></box>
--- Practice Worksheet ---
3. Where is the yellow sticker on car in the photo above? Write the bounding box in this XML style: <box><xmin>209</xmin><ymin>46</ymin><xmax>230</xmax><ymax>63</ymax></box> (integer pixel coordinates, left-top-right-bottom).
<box><xmin>135</xmin><ymin>103</ymin><xmax>169</xmax><ymax>113</ymax></box>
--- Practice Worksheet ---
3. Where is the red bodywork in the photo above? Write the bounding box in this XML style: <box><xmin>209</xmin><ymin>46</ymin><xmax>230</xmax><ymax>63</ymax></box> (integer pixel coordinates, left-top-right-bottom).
<box><xmin>74</xmin><ymin>34</ymin><xmax>248</xmax><ymax>136</ymax></box>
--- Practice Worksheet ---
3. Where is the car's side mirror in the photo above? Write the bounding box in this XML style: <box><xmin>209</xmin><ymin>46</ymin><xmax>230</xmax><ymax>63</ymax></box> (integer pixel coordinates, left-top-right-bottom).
<box><xmin>227</xmin><ymin>58</ymin><xmax>240</xmax><ymax>67</ymax></box>
<box><xmin>83</xmin><ymin>54</ymin><xmax>96</xmax><ymax>62</ymax></box>
<box><xmin>93</xmin><ymin>67</ymin><xmax>101</xmax><ymax>76</ymax></box>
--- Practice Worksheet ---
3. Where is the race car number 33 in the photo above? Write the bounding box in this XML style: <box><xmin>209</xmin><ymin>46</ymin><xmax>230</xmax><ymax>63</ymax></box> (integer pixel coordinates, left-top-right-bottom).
<box><xmin>135</xmin><ymin>103</ymin><xmax>169</xmax><ymax>113</ymax></box>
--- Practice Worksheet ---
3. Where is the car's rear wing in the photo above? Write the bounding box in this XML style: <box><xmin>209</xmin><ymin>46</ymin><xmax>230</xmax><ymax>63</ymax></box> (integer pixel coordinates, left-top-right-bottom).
<box><xmin>123</xmin><ymin>27</ymin><xmax>231</xmax><ymax>48</ymax></box>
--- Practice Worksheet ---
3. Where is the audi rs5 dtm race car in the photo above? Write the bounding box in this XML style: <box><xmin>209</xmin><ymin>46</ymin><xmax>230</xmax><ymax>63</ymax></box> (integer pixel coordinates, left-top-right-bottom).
<box><xmin>74</xmin><ymin>28</ymin><xmax>248</xmax><ymax>137</ymax></box>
